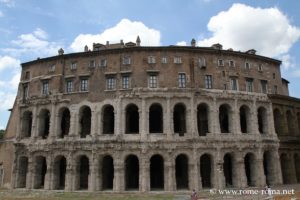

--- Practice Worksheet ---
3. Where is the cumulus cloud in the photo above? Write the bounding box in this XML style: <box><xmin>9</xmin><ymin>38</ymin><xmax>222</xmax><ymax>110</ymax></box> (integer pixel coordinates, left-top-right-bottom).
<box><xmin>176</xmin><ymin>41</ymin><xmax>187</xmax><ymax>46</ymax></box>
<box><xmin>198</xmin><ymin>3</ymin><xmax>300</xmax><ymax>57</ymax></box>
<box><xmin>70</xmin><ymin>18</ymin><xmax>161</xmax><ymax>52</ymax></box>
<box><xmin>0</xmin><ymin>55</ymin><xmax>20</xmax><ymax>72</ymax></box>
<box><xmin>3</xmin><ymin>28</ymin><xmax>62</xmax><ymax>57</ymax></box>
<box><xmin>280</xmin><ymin>54</ymin><xmax>295</xmax><ymax>70</ymax></box>
<box><xmin>0</xmin><ymin>92</ymin><xmax>15</xmax><ymax>111</ymax></box>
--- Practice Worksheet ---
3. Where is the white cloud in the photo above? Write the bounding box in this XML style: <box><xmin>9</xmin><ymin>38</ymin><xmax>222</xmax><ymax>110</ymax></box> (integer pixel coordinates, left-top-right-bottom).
<box><xmin>8</xmin><ymin>72</ymin><xmax>20</xmax><ymax>89</ymax></box>
<box><xmin>0</xmin><ymin>55</ymin><xmax>20</xmax><ymax>72</ymax></box>
<box><xmin>280</xmin><ymin>54</ymin><xmax>295</xmax><ymax>70</ymax></box>
<box><xmin>176</xmin><ymin>41</ymin><xmax>187</xmax><ymax>46</ymax></box>
<box><xmin>0</xmin><ymin>92</ymin><xmax>15</xmax><ymax>111</ymax></box>
<box><xmin>70</xmin><ymin>18</ymin><xmax>161</xmax><ymax>52</ymax></box>
<box><xmin>0</xmin><ymin>0</ymin><xmax>14</xmax><ymax>7</ymax></box>
<box><xmin>0</xmin><ymin>11</ymin><xmax>3</xmax><ymax>17</ymax></box>
<box><xmin>3</xmin><ymin>28</ymin><xmax>62</xmax><ymax>57</ymax></box>
<box><xmin>198</xmin><ymin>3</ymin><xmax>300</xmax><ymax>57</ymax></box>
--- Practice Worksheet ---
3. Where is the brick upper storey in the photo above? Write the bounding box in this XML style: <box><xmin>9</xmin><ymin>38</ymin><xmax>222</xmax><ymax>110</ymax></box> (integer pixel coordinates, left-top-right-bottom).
<box><xmin>18</xmin><ymin>40</ymin><xmax>287</xmax><ymax>103</ymax></box>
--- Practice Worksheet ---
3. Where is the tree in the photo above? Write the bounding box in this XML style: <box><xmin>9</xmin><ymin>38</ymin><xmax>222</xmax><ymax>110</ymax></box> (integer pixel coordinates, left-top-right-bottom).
<box><xmin>0</xmin><ymin>129</ymin><xmax>5</xmax><ymax>139</ymax></box>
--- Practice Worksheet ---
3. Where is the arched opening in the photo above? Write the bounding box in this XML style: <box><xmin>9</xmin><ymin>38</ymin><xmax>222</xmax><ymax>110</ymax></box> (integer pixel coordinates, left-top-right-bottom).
<box><xmin>53</xmin><ymin>156</ymin><xmax>67</xmax><ymax>190</ymax></box>
<box><xmin>294</xmin><ymin>154</ymin><xmax>300</xmax><ymax>183</ymax></box>
<box><xmin>258</xmin><ymin>107</ymin><xmax>268</xmax><ymax>134</ymax></box>
<box><xmin>297</xmin><ymin>112</ymin><xmax>300</xmax><ymax>134</ymax></box>
<box><xmin>286</xmin><ymin>110</ymin><xmax>294</xmax><ymax>135</ymax></box>
<box><xmin>175</xmin><ymin>154</ymin><xmax>189</xmax><ymax>190</ymax></box>
<box><xmin>219</xmin><ymin>104</ymin><xmax>231</xmax><ymax>133</ymax></box>
<box><xmin>223</xmin><ymin>153</ymin><xmax>233</xmax><ymax>187</ymax></box>
<box><xmin>38</xmin><ymin>109</ymin><xmax>50</xmax><ymax>139</ymax></box>
<box><xmin>273</xmin><ymin>109</ymin><xmax>282</xmax><ymax>135</ymax></box>
<box><xmin>79</xmin><ymin>106</ymin><xmax>91</xmax><ymax>138</ymax></box>
<box><xmin>200</xmin><ymin>154</ymin><xmax>212</xmax><ymax>188</ymax></box>
<box><xmin>240</xmin><ymin>105</ymin><xmax>250</xmax><ymax>133</ymax></box>
<box><xmin>150</xmin><ymin>154</ymin><xmax>164</xmax><ymax>190</ymax></box>
<box><xmin>21</xmin><ymin>111</ymin><xmax>32</xmax><ymax>138</ymax></box>
<box><xmin>263</xmin><ymin>151</ymin><xmax>273</xmax><ymax>186</ymax></box>
<box><xmin>16</xmin><ymin>156</ymin><xmax>28</xmax><ymax>188</ymax></box>
<box><xmin>101</xmin><ymin>155</ymin><xmax>114</xmax><ymax>190</ymax></box>
<box><xmin>244</xmin><ymin>153</ymin><xmax>256</xmax><ymax>187</ymax></box>
<box><xmin>149</xmin><ymin>104</ymin><xmax>163</xmax><ymax>133</ymax></box>
<box><xmin>173</xmin><ymin>103</ymin><xmax>186</xmax><ymax>136</ymax></box>
<box><xmin>34</xmin><ymin>156</ymin><xmax>47</xmax><ymax>189</ymax></box>
<box><xmin>280</xmin><ymin>153</ymin><xmax>293</xmax><ymax>184</ymax></box>
<box><xmin>78</xmin><ymin>155</ymin><xmax>89</xmax><ymax>190</ymax></box>
<box><xmin>125</xmin><ymin>104</ymin><xmax>139</xmax><ymax>134</ymax></box>
<box><xmin>102</xmin><ymin>105</ymin><xmax>115</xmax><ymax>134</ymax></box>
<box><xmin>125</xmin><ymin>155</ymin><xmax>139</xmax><ymax>190</ymax></box>
<box><xmin>59</xmin><ymin>108</ymin><xmax>70</xmax><ymax>138</ymax></box>
<box><xmin>197</xmin><ymin>103</ymin><xmax>209</xmax><ymax>136</ymax></box>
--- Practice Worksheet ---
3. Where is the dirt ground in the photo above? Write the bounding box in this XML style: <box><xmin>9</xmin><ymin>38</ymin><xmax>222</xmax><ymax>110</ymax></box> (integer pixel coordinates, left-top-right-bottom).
<box><xmin>0</xmin><ymin>184</ymin><xmax>299</xmax><ymax>200</ymax></box>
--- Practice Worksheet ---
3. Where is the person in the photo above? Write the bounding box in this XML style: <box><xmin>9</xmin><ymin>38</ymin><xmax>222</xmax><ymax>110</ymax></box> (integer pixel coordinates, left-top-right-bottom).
<box><xmin>191</xmin><ymin>189</ymin><xmax>198</xmax><ymax>200</ymax></box>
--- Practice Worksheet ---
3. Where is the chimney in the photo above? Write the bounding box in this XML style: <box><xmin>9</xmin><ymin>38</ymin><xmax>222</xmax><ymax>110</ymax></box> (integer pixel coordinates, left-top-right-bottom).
<box><xmin>191</xmin><ymin>38</ymin><xmax>196</xmax><ymax>47</ymax></box>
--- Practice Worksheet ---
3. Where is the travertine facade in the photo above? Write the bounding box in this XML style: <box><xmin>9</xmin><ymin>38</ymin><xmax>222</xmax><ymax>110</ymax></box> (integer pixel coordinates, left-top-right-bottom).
<box><xmin>0</xmin><ymin>38</ymin><xmax>299</xmax><ymax>191</ymax></box>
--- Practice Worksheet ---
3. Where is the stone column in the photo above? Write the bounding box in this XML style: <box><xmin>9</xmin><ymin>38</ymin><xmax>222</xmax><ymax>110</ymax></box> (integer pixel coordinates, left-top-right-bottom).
<box><xmin>281</xmin><ymin>110</ymin><xmax>289</xmax><ymax>135</ymax></box>
<box><xmin>190</xmin><ymin>96</ymin><xmax>196</xmax><ymax>137</ymax></box>
<box><xmin>214</xmin><ymin>148</ymin><xmax>225</xmax><ymax>189</ymax></box>
<box><xmin>268</xmin><ymin>103</ymin><xmax>276</xmax><ymax>136</ymax></box>
<box><xmin>69</xmin><ymin>107</ymin><xmax>78</xmax><ymax>138</ymax></box>
<box><xmin>251</xmin><ymin>100</ymin><xmax>259</xmax><ymax>135</ymax></box>
<box><xmin>26</xmin><ymin>157</ymin><xmax>34</xmax><ymax>189</ymax></box>
<box><xmin>190</xmin><ymin>152</ymin><xmax>200</xmax><ymax>191</ymax></box>
<box><xmin>45</xmin><ymin>156</ymin><xmax>53</xmax><ymax>190</ymax></box>
<box><xmin>165</xmin><ymin>158</ymin><xmax>175</xmax><ymax>191</ymax></box>
<box><xmin>211</xmin><ymin>97</ymin><xmax>220</xmax><ymax>134</ymax></box>
<box><xmin>65</xmin><ymin>154</ymin><xmax>75</xmax><ymax>191</ymax></box>
<box><xmin>166</xmin><ymin>97</ymin><xmax>172</xmax><ymax>139</ymax></box>
<box><xmin>89</xmin><ymin>154</ymin><xmax>98</xmax><ymax>191</ymax></box>
<box><xmin>287</xmin><ymin>153</ymin><xmax>297</xmax><ymax>184</ymax></box>
<box><xmin>233</xmin><ymin>153</ymin><xmax>247</xmax><ymax>188</ymax></box>
<box><xmin>113</xmin><ymin>157</ymin><xmax>123</xmax><ymax>192</ymax></box>
<box><xmin>49</xmin><ymin>103</ymin><xmax>57</xmax><ymax>140</ymax></box>
<box><xmin>254</xmin><ymin>150</ymin><xmax>266</xmax><ymax>187</ymax></box>
<box><xmin>141</xmin><ymin>98</ymin><xmax>147</xmax><ymax>140</ymax></box>
<box><xmin>271</xmin><ymin>150</ymin><xmax>282</xmax><ymax>185</ymax></box>
<box><xmin>233</xmin><ymin>99</ymin><xmax>241</xmax><ymax>134</ymax></box>
<box><xmin>115</xmin><ymin>98</ymin><xmax>122</xmax><ymax>136</ymax></box>
<box><xmin>31</xmin><ymin>105</ymin><xmax>39</xmax><ymax>139</ymax></box>
<box><xmin>90</xmin><ymin>108</ymin><xmax>97</xmax><ymax>138</ymax></box>
<box><xmin>140</xmin><ymin>158</ymin><xmax>150</xmax><ymax>192</ymax></box>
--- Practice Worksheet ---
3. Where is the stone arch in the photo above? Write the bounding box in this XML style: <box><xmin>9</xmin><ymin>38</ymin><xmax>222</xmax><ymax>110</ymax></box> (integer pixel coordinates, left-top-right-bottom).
<box><xmin>33</xmin><ymin>156</ymin><xmax>47</xmax><ymax>189</ymax></box>
<box><xmin>175</xmin><ymin>154</ymin><xmax>189</xmax><ymax>190</ymax></box>
<box><xmin>150</xmin><ymin>154</ymin><xmax>164</xmax><ymax>190</ymax></box>
<box><xmin>53</xmin><ymin>155</ymin><xmax>67</xmax><ymax>190</ymax></box>
<box><xmin>79</xmin><ymin>106</ymin><xmax>91</xmax><ymax>138</ymax></box>
<box><xmin>197</xmin><ymin>103</ymin><xmax>209</xmax><ymax>136</ymax></box>
<box><xmin>257</xmin><ymin>106</ymin><xmax>268</xmax><ymax>134</ymax></box>
<box><xmin>294</xmin><ymin>154</ymin><xmax>300</xmax><ymax>183</ymax></box>
<box><xmin>58</xmin><ymin>107</ymin><xmax>70</xmax><ymax>138</ymax></box>
<box><xmin>286</xmin><ymin>110</ymin><xmax>294</xmax><ymax>135</ymax></box>
<box><xmin>280</xmin><ymin>153</ymin><xmax>293</xmax><ymax>184</ymax></box>
<box><xmin>125</xmin><ymin>154</ymin><xmax>139</xmax><ymax>190</ymax></box>
<box><xmin>244</xmin><ymin>153</ymin><xmax>256</xmax><ymax>187</ymax></box>
<box><xmin>223</xmin><ymin>153</ymin><xmax>233</xmax><ymax>187</ymax></box>
<box><xmin>273</xmin><ymin>108</ymin><xmax>282</xmax><ymax>135</ymax></box>
<box><xmin>16</xmin><ymin>156</ymin><xmax>28</xmax><ymax>188</ymax></box>
<box><xmin>101</xmin><ymin>155</ymin><xmax>114</xmax><ymax>190</ymax></box>
<box><xmin>173</xmin><ymin>103</ymin><xmax>186</xmax><ymax>135</ymax></box>
<box><xmin>21</xmin><ymin>111</ymin><xmax>32</xmax><ymax>138</ymax></box>
<box><xmin>125</xmin><ymin>104</ymin><xmax>139</xmax><ymax>134</ymax></box>
<box><xmin>149</xmin><ymin>103</ymin><xmax>163</xmax><ymax>133</ymax></box>
<box><xmin>240</xmin><ymin>105</ymin><xmax>250</xmax><ymax>133</ymax></box>
<box><xmin>200</xmin><ymin>153</ymin><xmax>212</xmax><ymax>188</ymax></box>
<box><xmin>219</xmin><ymin>104</ymin><xmax>232</xmax><ymax>133</ymax></box>
<box><xmin>38</xmin><ymin>109</ymin><xmax>50</xmax><ymax>139</ymax></box>
<box><xmin>102</xmin><ymin>105</ymin><xmax>115</xmax><ymax>134</ymax></box>
<box><xmin>76</xmin><ymin>155</ymin><xmax>89</xmax><ymax>190</ymax></box>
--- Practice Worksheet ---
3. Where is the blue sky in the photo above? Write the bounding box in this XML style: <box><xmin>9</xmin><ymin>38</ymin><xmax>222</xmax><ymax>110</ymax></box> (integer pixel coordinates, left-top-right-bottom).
<box><xmin>0</xmin><ymin>0</ymin><xmax>300</xmax><ymax>129</ymax></box>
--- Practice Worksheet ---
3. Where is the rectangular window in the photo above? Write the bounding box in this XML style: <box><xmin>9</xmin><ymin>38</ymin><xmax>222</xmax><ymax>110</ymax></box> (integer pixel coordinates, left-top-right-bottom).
<box><xmin>205</xmin><ymin>75</ymin><xmax>212</xmax><ymax>89</ymax></box>
<box><xmin>273</xmin><ymin>73</ymin><xmax>276</xmax><ymax>79</ymax></box>
<box><xmin>258</xmin><ymin>64</ymin><xmax>263</xmax><ymax>72</ymax></box>
<box><xmin>100</xmin><ymin>58</ymin><xmax>107</xmax><ymax>67</ymax></box>
<box><xmin>49</xmin><ymin>64</ymin><xmax>55</xmax><ymax>72</ymax></box>
<box><xmin>66</xmin><ymin>80</ymin><xmax>73</xmax><ymax>93</ymax></box>
<box><xmin>198</xmin><ymin>58</ymin><xmax>206</xmax><ymax>67</ymax></box>
<box><xmin>148</xmin><ymin>75</ymin><xmax>158</xmax><ymax>88</ymax></box>
<box><xmin>161</xmin><ymin>56</ymin><xmax>168</xmax><ymax>64</ymax></box>
<box><xmin>106</xmin><ymin>77</ymin><xmax>116</xmax><ymax>90</ymax></box>
<box><xmin>224</xmin><ymin>84</ymin><xmax>227</xmax><ymax>90</ymax></box>
<box><xmin>218</xmin><ymin>59</ymin><xmax>224</xmax><ymax>66</ymax></box>
<box><xmin>70</xmin><ymin>62</ymin><xmax>77</xmax><ymax>70</ymax></box>
<box><xmin>245</xmin><ymin>62</ymin><xmax>250</xmax><ymax>70</ymax></box>
<box><xmin>25</xmin><ymin>71</ymin><xmax>30</xmax><ymax>79</ymax></box>
<box><xmin>80</xmin><ymin>79</ymin><xmax>88</xmax><ymax>92</ymax></box>
<box><xmin>273</xmin><ymin>85</ymin><xmax>278</xmax><ymax>94</ymax></box>
<box><xmin>122</xmin><ymin>56</ymin><xmax>131</xmax><ymax>65</ymax></box>
<box><xmin>246</xmin><ymin>79</ymin><xmax>253</xmax><ymax>92</ymax></box>
<box><xmin>42</xmin><ymin>81</ymin><xmax>49</xmax><ymax>95</ymax></box>
<box><xmin>174</xmin><ymin>56</ymin><xmax>182</xmax><ymax>64</ymax></box>
<box><xmin>229</xmin><ymin>60</ymin><xmax>235</xmax><ymax>67</ymax></box>
<box><xmin>148</xmin><ymin>56</ymin><xmax>156</xmax><ymax>64</ymax></box>
<box><xmin>122</xmin><ymin>76</ymin><xmax>130</xmax><ymax>89</ymax></box>
<box><xmin>23</xmin><ymin>84</ymin><xmax>29</xmax><ymax>100</ymax></box>
<box><xmin>89</xmin><ymin>60</ymin><xmax>96</xmax><ymax>68</ymax></box>
<box><xmin>261</xmin><ymin>80</ymin><xmax>268</xmax><ymax>94</ymax></box>
<box><xmin>178</xmin><ymin>73</ymin><xmax>186</xmax><ymax>88</ymax></box>
<box><xmin>230</xmin><ymin>78</ymin><xmax>238</xmax><ymax>91</ymax></box>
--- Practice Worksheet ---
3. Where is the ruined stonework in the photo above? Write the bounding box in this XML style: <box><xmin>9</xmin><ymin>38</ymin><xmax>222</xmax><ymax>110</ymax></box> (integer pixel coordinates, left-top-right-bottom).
<box><xmin>0</xmin><ymin>38</ymin><xmax>300</xmax><ymax>191</ymax></box>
